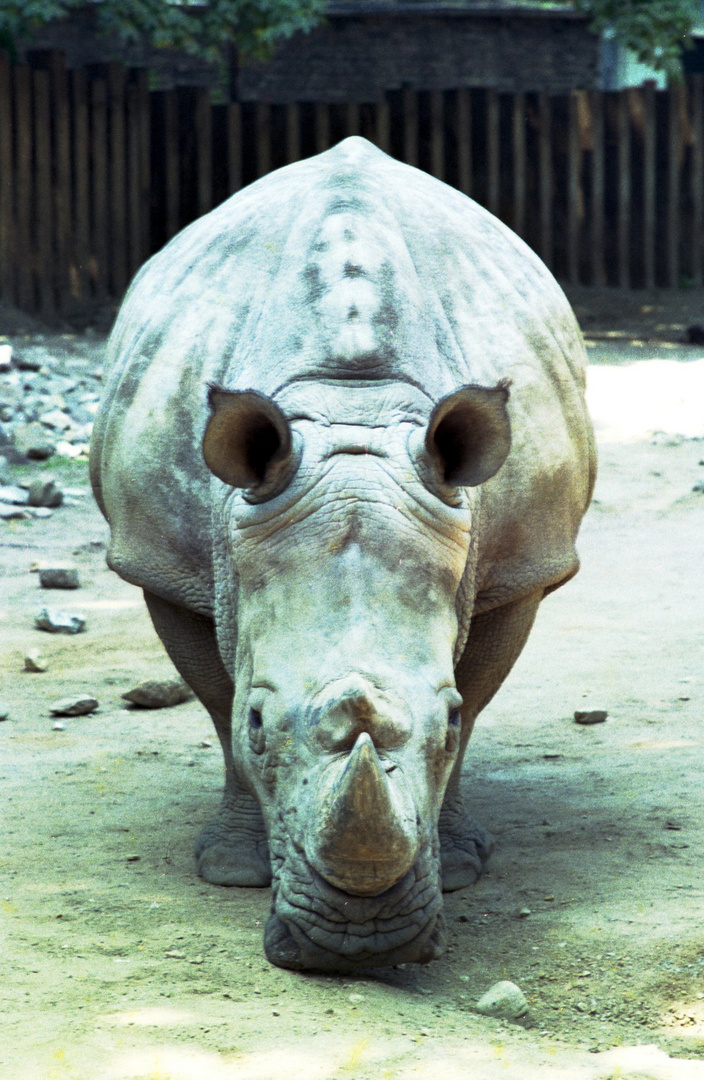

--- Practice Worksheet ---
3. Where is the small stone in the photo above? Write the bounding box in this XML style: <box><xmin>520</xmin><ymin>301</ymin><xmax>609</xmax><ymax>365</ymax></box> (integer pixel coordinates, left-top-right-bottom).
<box><xmin>12</xmin><ymin>351</ymin><xmax>43</xmax><ymax>372</ymax></box>
<box><xmin>692</xmin><ymin>481</ymin><xmax>704</xmax><ymax>494</ymax></box>
<box><xmin>26</xmin><ymin>478</ymin><xmax>63</xmax><ymax>508</ymax></box>
<box><xmin>12</xmin><ymin>421</ymin><xmax>56</xmax><ymax>460</ymax></box>
<box><xmin>574</xmin><ymin>710</ymin><xmax>608</xmax><ymax>725</ymax></box>
<box><xmin>52</xmin><ymin>721</ymin><xmax>66</xmax><ymax>731</ymax></box>
<box><xmin>348</xmin><ymin>993</ymin><xmax>365</xmax><ymax>1004</ymax></box>
<box><xmin>24</xmin><ymin>650</ymin><xmax>48</xmax><ymax>672</ymax></box>
<box><xmin>0</xmin><ymin>344</ymin><xmax>12</xmax><ymax>372</ymax></box>
<box><xmin>0</xmin><ymin>703</ymin><xmax>10</xmax><ymax>721</ymax></box>
<box><xmin>0</xmin><ymin>484</ymin><xmax>30</xmax><ymax>505</ymax></box>
<box><xmin>49</xmin><ymin>695</ymin><xmax>99</xmax><ymax>717</ymax></box>
<box><xmin>475</xmin><ymin>980</ymin><xmax>529</xmax><ymax>1020</ymax></box>
<box><xmin>122</xmin><ymin>678</ymin><xmax>194</xmax><ymax>709</ymax></box>
<box><xmin>518</xmin><ymin>907</ymin><xmax>532</xmax><ymax>918</ymax></box>
<box><xmin>35</xmin><ymin>607</ymin><xmax>86</xmax><ymax>634</ymax></box>
<box><xmin>125</xmin><ymin>854</ymin><xmax>141</xmax><ymax>862</ymax></box>
<box><xmin>39</xmin><ymin>565</ymin><xmax>79</xmax><ymax>589</ymax></box>
<box><xmin>199</xmin><ymin>739</ymin><xmax>213</xmax><ymax>749</ymax></box>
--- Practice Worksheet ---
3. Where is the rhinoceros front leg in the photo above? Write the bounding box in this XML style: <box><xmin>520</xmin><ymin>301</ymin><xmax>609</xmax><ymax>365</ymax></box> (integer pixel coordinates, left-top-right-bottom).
<box><xmin>440</xmin><ymin>588</ymin><xmax>543</xmax><ymax>891</ymax></box>
<box><xmin>142</xmin><ymin>590</ymin><xmax>271</xmax><ymax>887</ymax></box>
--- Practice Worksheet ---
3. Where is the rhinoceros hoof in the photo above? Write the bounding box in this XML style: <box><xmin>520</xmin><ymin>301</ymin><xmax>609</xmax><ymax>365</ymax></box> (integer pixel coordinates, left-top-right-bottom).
<box><xmin>439</xmin><ymin>806</ymin><xmax>495</xmax><ymax>892</ymax></box>
<box><xmin>195</xmin><ymin>797</ymin><xmax>272</xmax><ymax>887</ymax></box>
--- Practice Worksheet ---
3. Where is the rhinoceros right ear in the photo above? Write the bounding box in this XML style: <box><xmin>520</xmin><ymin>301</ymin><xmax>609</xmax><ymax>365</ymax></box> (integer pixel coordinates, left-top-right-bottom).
<box><xmin>203</xmin><ymin>388</ymin><xmax>296</xmax><ymax>495</ymax></box>
<box><xmin>424</xmin><ymin>382</ymin><xmax>512</xmax><ymax>487</ymax></box>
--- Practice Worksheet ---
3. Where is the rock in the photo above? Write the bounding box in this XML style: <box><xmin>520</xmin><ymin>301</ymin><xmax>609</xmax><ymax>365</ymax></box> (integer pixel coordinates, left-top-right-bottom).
<box><xmin>49</xmin><ymin>695</ymin><xmax>99</xmax><ymax>717</ymax></box>
<box><xmin>122</xmin><ymin>678</ymin><xmax>194</xmax><ymax>709</ymax></box>
<box><xmin>24</xmin><ymin>650</ymin><xmax>48</xmax><ymax>672</ymax></box>
<box><xmin>475</xmin><ymin>980</ymin><xmax>529</xmax><ymax>1020</ymax></box>
<box><xmin>0</xmin><ymin>343</ymin><xmax>12</xmax><ymax>372</ymax></box>
<box><xmin>34</xmin><ymin>607</ymin><xmax>86</xmax><ymax>634</ymax></box>
<box><xmin>0</xmin><ymin>703</ymin><xmax>9</xmax><ymax>721</ymax></box>
<box><xmin>692</xmin><ymin>480</ymin><xmax>704</xmax><ymax>494</ymax></box>
<box><xmin>38</xmin><ymin>565</ymin><xmax>80</xmax><ymax>589</ymax></box>
<box><xmin>0</xmin><ymin>484</ymin><xmax>30</xmax><ymax>505</ymax></box>
<box><xmin>25</xmin><ymin>478</ymin><xmax>63</xmax><ymax>508</ymax></box>
<box><xmin>52</xmin><ymin>721</ymin><xmax>66</xmax><ymax>731</ymax></box>
<box><xmin>12</xmin><ymin>421</ymin><xmax>56</xmax><ymax>460</ymax></box>
<box><xmin>574</xmin><ymin>710</ymin><xmax>608</xmax><ymax>725</ymax></box>
<box><xmin>12</xmin><ymin>351</ymin><xmax>44</xmax><ymax>372</ymax></box>
<box><xmin>39</xmin><ymin>408</ymin><xmax>72</xmax><ymax>431</ymax></box>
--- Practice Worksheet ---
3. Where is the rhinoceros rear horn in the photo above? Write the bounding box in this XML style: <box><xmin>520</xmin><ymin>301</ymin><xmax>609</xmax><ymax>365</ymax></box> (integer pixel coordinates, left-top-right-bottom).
<box><xmin>425</xmin><ymin>382</ymin><xmax>511</xmax><ymax>487</ymax></box>
<box><xmin>203</xmin><ymin>388</ymin><xmax>295</xmax><ymax>493</ymax></box>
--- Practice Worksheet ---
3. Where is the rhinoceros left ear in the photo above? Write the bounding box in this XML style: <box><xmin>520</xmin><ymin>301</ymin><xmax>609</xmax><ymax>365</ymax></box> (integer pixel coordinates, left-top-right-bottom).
<box><xmin>203</xmin><ymin>388</ymin><xmax>296</xmax><ymax>495</ymax></box>
<box><xmin>424</xmin><ymin>382</ymin><xmax>511</xmax><ymax>487</ymax></box>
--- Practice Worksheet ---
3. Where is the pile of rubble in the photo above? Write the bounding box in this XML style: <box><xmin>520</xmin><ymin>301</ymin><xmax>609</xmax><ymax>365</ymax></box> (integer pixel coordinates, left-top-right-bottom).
<box><xmin>0</xmin><ymin>334</ymin><xmax>107</xmax><ymax>516</ymax></box>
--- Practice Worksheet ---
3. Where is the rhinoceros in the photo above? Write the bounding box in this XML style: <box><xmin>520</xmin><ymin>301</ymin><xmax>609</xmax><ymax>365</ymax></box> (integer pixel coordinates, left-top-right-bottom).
<box><xmin>90</xmin><ymin>136</ymin><xmax>595</xmax><ymax>972</ymax></box>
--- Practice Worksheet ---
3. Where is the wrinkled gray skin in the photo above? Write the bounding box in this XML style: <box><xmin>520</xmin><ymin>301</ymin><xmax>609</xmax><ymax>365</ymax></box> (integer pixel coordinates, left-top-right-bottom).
<box><xmin>91</xmin><ymin>137</ymin><xmax>596</xmax><ymax>973</ymax></box>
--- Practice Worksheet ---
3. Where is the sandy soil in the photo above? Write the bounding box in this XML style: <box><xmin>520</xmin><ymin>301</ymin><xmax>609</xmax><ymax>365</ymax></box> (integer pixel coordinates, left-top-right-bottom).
<box><xmin>1</xmin><ymin>288</ymin><xmax>704</xmax><ymax>1079</ymax></box>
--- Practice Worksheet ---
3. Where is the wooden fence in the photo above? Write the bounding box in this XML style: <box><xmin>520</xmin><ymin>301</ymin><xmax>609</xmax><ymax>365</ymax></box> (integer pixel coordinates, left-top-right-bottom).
<box><xmin>2</xmin><ymin>49</ymin><xmax>704</xmax><ymax>320</ymax></box>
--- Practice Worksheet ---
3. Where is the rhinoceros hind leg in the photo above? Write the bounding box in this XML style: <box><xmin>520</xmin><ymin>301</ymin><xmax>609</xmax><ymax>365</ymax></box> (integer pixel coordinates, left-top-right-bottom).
<box><xmin>438</xmin><ymin>796</ymin><xmax>494</xmax><ymax>891</ymax></box>
<box><xmin>142</xmin><ymin>589</ymin><xmax>271</xmax><ymax>888</ymax></box>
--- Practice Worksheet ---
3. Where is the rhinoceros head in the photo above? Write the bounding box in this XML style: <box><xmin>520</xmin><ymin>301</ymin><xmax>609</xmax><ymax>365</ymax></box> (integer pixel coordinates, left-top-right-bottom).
<box><xmin>202</xmin><ymin>379</ymin><xmax>510</xmax><ymax>971</ymax></box>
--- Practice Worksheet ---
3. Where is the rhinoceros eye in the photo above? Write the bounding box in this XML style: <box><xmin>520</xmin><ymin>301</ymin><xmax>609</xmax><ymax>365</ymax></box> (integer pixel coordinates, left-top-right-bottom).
<box><xmin>248</xmin><ymin>708</ymin><xmax>266</xmax><ymax>754</ymax></box>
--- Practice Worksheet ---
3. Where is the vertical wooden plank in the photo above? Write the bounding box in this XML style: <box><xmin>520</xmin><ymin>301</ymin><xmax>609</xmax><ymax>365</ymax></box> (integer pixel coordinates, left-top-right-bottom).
<box><xmin>14</xmin><ymin>66</ymin><xmax>33</xmax><ymax>311</ymax></box>
<box><xmin>486</xmin><ymin>89</ymin><xmax>500</xmax><ymax>216</ymax></box>
<box><xmin>567</xmin><ymin>91</ymin><xmax>582</xmax><ymax>284</ymax></box>
<box><xmin>71</xmin><ymin>69</ymin><xmax>90</xmax><ymax>302</ymax></box>
<box><xmin>130</xmin><ymin>68</ymin><xmax>151</xmax><ymax>269</ymax></box>
<box><xmin>402</xmin><ymin>87</ymin><xmax>418</xmax><ymax>168</ymax></box>
<box><xmin>690</xmin><ymin>76</ymin><xmax>704</xmax><ymax>287</ymax></box>
<box><xmin>256</xmin><ymin>102</ymin><xmax>271</xmax><ymax>178</ymax></box>
<box><xmin>642</xmin><ymin>83</ymin><xmax>656</xmax><ymax>288</ymax></box>
<box><xmin>430</xmin><ymin>90</ymin><xmax>444</xmax><ymax>180</ymax></box>
<box><xmin>590</xmin><ymin>90</ymin><xmax>606</xmax><ymax>286</ymax></box>
<box><xmin>195</xmin><ymin>86</ymin><xmax>212</xmax><ymax>216</ymax></box>
<box><xmin>33</xmin><ymin>69</ymin><xmax>54</xmax><ymax>316</ymax></box>
<box><xmin>667</xmin><ymin>83</ymin><xmax>683</xmax><ymax>288</ymax></box>
<box><xmin>126</xmin><ymin>81</ymin><xmax>141</xmax><ymax>279</ymax></box>
<box><xmin>375</xmin><ymin>98</ymin><xmax>391</xmax><ymax>154</ymax></box>
<box><xmin>227</xmin><ymin>102</ymin><xmax>243</xmax><ymax>192</ymax></box>
<box><xmin>456</xmin><ymin>88</ymin><xmax>471</xmax><ymax>197</ymax></box>
<box><xmin>345</xmin><ymin>101</ymin><xmax>360</xmax><ymax>139</ymax></box>
<box><xmin>315</xmin><ymin>102</ymin><xmax>330</xmax><ymax>154</ymax></box>
<box><xmin>617</xmin><ymin>89</ymin><xmax>631</xmax><ymax>288</ymax></box>
<box><xmin>512</xmin><ymin>91</ymin><xmax>525</xmax><ymax>237</ymax></box>
<box><xmin>0</xmin><ymin>51</ymin><xmax>15</xmax><ymax>305</ymax></box>
<box><xmin>90</xmin><ymin>77</ymin><xmax>109</xmax><ymax>300</ymax></box>
<box><xmin>108</xmin><ymin>64</ymin><xmax>128</xmax><ymax>298</ymax></box>
<box><xmin>538</xmin><ymin>91</ymin><xmax>553</xmax><ymax>271</ymax></box>
<box><xmin>52</xmin><ymin>53</ymin><xmax>71</xmax><ymax>311</ymax></box>
<box><xmin>163</xmin><ymin>89</ymin><xmax>180</xmax><ymax>239</ymax></box>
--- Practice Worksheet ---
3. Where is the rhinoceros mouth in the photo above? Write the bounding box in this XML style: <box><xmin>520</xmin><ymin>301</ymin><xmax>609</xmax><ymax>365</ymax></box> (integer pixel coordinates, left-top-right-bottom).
<box><xmin>263</xmin><ymin>841</ymin><xmax>446</xmax><ymax>972</ymax></box>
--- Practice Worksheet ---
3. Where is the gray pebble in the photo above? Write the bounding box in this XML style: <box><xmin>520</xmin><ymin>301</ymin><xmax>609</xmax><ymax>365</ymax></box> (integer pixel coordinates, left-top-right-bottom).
<box><xmin>24</xmin><ymin>649</ymin><xmax>48</xmax><ymax>672</ymax></box>
<box><xmin>0</xmin><ymin>703</ymin><xmax>9</xmax><ymax>721</ymax></box>
<box><xmin>475</xmin><ymin>980</ymin><xmax>529</xmax><ymax>1020</ymax></box>
<box><xmin>34</xmin><ymin>607</ymin><xmax>86</xmax><ymax>634</ymax></box>
<box><xmin>26</xmin><ymin>478</ymin><xmax>63</xmax><ymax>508</ymax></box>
<box><xmin>12</xmin><ymin>421</ymin><xmax>56</xmax><ymax>460</ymax></box>
<box><xmin>49</xmin><ymin>695</ymin><xmax>99</xmax><ymax>717</ymax></box>
<box><xmin>122</xmin><ymin>678</ymin><xmax>194</xmax><ymax>709</ymax></box>
<box><xmin>0</xmin><ymin>484</ymin><xmax>29</xmax><ymax>505</ymax></box>
<box><xmin>574</xmin><ymin>710</ymin><xmax>608</xmax><ymax>725</ymax></box>
<box><xmin>39</xmin><ymin>565</ymin><xmax>80</xmax><ymax>589</ymax></box>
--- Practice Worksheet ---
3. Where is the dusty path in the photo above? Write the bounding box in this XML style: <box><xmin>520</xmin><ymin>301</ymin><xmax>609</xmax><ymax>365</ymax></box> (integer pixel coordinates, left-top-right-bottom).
<box><xmin>1</xmin><ymin>291</ymin><xmax>704</xmax><ymax>1079</ymax></box>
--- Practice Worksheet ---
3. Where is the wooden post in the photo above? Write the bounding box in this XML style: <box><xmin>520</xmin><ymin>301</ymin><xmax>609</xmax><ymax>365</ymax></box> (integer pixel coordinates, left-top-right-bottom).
<box><xmin>642</xmin><ymin>83</ymin><xmax>656</xmax><ymax>288</ymax></box>
<box><xmin>616</xmin><ymin>90</ymin><xmax>631</xmax><ymax>288</ymax></box>
<box><xmin>0</xmin><ymin>51</ymin><xmax>15</xmax><ymax>306</ymax></box>
<box><xmin>195</xmin><ymin>86</ymin><xmax>212</xmax><ymax>216</ymax></box>
<box><xmin>486</xmin><ymin>90</ymin><xmax>500</xmax><ymax>217</ymax></box>
<box><xmin>228</xmin><ymin>102</ymin><xmax>243</xmax><ymax>192</ymax></box>
<box><xmin>538</xmin><ymin>92</ymin><xmax>552</xmax><ymax>271</ymax></box>
<box><xmin>256</xmin><ymin>102</ymin><xmax>271</xmax><ymax>178</ymax></box>
<box><xmin>456</xmin><ymin>88</ymin><xmax>471</xmax><ymax>198</ymax></box>
<box><xmin>126</xmin><ymin>81</ymin><xmax>142</xmax><ymax>278</ymax></box>
<box><xmin>511</xmin><ymin>91</ymin><xmax>525</xmax><ymax>237</ymax></box>
<box><xmin>163</xmin><ymin>89</ymin><xmax>180</xmax><ymax>240</ymax></box>
<box><xmin>667</xmin><ymin>83</ymin><xmax>683</xmax><ymax>287</ymax></box>
<box><xmin>567</xmin><ymin>91</ymin><xmax>582</xmax><ymax>284</ymax></box>
<box><xmin>107</xmin><ymin>64</ymin><xmax>128</xmax><ymax>297</ymax></box>
<box><xmin>71</xmin><ymin>69</ymin><xmax>90</xmax><ymax>302</ymax></box>
<box><xmin>14</xmin><ymin>66</ymin><xmax>33</xmax><ymax>311</ymax></box>
<box><xmin>315</xmin><ymin>102</ymin><xmax>330</xmax><ymax>154</ymax></box>
<box><xmin>33</xmin><ymin>68</ymin><xmax>54</xmax><ymax>316</ymax></box>
<box><xmin>589</xmin><ymin>90</ymin><xmax>606</xmax><ymax>286</ymax></box>
<box><xmin>345</xmin><ymin>101</ymin><xmax>360</xmax><ymax>139</ymax></box>
<box><xmin>402</xmin><ymin>87</ymin><xmax>418</xmax><ymax>168</ymax></box>
<box><xmin>130</xmin><ymin>68</ymin><xmax>151</xmax><ymax>270</ymax></box>
<box><xmin>430</xmin><ymin>90</ymin><xmax>444</xmax><ymax>181</ymax></box>
<box><xmin>691</xmin><ymin>76</ymin><xmax>704</xmax><ymax>287</ymax></box>
<box><xmin>375</xmin><ymin>98</ymin><xmax>391</xmax><ymax>154</ymax></box>
<box><xmin>90</xmin><ymin>77</ymin><xmax>109</xmax><ymax>300</ymax></box>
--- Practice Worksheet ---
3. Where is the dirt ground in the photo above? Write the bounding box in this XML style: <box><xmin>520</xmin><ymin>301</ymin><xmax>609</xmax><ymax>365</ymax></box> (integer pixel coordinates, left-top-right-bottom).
<box><xmin>1</xmin><ymin>287</ymin><xmax>704</xmax><ymax>1080</ymax></box>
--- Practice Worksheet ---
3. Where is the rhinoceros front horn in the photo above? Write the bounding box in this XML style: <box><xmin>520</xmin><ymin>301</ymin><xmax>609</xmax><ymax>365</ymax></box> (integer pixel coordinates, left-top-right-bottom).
<box><xmin>306</xmin><ymin>732</ymin><xmax>420</xmax><ymax>897</ymax></box>
<box><xmin>203</xmin><ymin>387</ymin><xmax>296</xmax><ymax>493</ymax></box>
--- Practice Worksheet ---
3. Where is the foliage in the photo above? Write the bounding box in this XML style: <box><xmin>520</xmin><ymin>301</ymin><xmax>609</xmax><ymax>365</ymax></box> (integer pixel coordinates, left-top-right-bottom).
<box><xmin>0</xmin><ymin>0</ymin><xmax>326</xmax><ymax>62</ymax></box>
<box><xmin>570</xmin><ymin>0</ymin><xmax>700</xmax><ymax>81</ymax></box>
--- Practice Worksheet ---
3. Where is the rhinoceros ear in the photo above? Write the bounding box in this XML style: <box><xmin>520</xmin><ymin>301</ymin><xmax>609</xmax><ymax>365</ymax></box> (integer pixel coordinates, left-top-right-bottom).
<box><xmin>424</xmin><ymin>382</ymin><xmax>511</xmax><ymax>487</ymax></box>
<box><xmin>203</xmin><ymin>388</ymin><xmax>296</xmax><ymax>494</ymax></box>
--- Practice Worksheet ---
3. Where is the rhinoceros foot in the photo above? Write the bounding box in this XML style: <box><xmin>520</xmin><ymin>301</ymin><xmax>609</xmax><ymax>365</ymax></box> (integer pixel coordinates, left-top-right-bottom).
<box><xmin>438</xmin><ymin>796</ymin><xmax>494</xmax><ymax>892</ymax></box>
<box><xmin>195</xmin><ymin>790</ymin><xmax>271</xmax><ymax>887</ymax></box>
